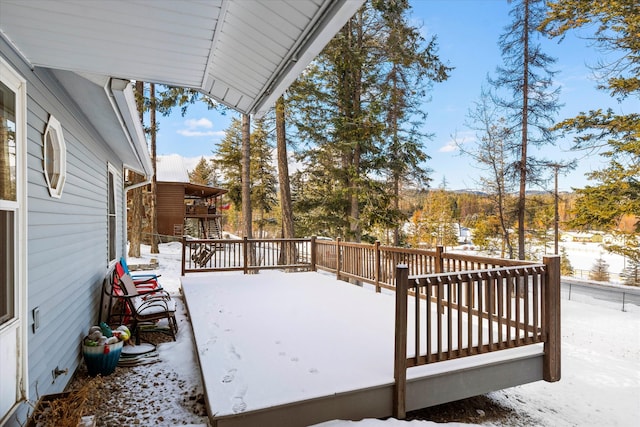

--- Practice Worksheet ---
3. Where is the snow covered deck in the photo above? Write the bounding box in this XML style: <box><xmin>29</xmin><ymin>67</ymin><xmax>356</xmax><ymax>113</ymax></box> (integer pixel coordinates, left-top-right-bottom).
<box><xmin>181</xmin><ymin>271</ymin><xmax>548</xmax><ymax>427</ymax></box>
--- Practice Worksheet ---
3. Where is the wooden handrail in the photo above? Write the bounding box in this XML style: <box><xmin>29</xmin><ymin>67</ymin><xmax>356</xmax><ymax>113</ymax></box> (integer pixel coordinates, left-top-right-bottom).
<box><xmin>392</xmin><ymin>256</ymin><xmax>561</xmax><ymax>419</ymax></box>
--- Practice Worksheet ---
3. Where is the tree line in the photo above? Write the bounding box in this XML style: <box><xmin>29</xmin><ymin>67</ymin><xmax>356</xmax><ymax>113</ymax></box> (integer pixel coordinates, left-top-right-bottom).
<box><xmin>127</xmin><ymin>0</ymin><xmax>638</xmax><ymax>281</ymax></box>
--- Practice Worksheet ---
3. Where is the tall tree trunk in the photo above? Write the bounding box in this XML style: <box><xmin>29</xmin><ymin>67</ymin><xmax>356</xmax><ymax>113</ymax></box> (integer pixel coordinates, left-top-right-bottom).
<box><xmin>276</xmin><ymin>96</ymin><xmax>296</xmax><ymax>265</ymax></box>
<box><xmin>241</xmin><ymin>113</ymin><xmax>252</xmax><ymax>239</ymax></box>
<box><xmin>393</xmin><ymin>175</ymin><xmax>400</xmax><ymax>246</ymax></box>
<box><xmin>517</xmin><ymin>0</ymin><xmax>530</xmax><ymax>260</ymax></box>
<box><xmin>241</xmin><ymin>114</ymin><xmax>255</xmax><ymax>271</ymax></box>
<box><xmin>128</xmin><ymin>81</ymin><xmax>145</xmax><ymax>258</ymax></box>
<box><xmin>150</xmin><ymin>83</ymin><xmax>159</xmax><ymax>254</ymax></box>
<box><xmin>348</xmin><ymin>12</ymin><xmax>363</xmax><ymax>243</ymax></box>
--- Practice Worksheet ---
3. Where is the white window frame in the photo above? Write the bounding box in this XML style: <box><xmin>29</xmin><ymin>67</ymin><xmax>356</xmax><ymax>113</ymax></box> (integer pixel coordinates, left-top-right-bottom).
<box><xmin>42</xmin><ymin>115</ymin><xmax>66</xmax><ymax>198</ymax></box>
<box><xmin>0</xmin><ymin>56</ymin><xmax>28</xmax><ymax>415</ymax></box>
<box><xmin>107</xmin><ymin>163</ymin><xmax>118</xmax><ymax>266</ymax></box>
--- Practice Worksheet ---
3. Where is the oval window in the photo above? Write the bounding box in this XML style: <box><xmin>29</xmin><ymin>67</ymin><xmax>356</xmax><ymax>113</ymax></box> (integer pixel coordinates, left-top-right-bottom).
<box><xmin>43</xmin><ymin>115</ymin><xmax>66</xmax><ymax>198</ymax></box>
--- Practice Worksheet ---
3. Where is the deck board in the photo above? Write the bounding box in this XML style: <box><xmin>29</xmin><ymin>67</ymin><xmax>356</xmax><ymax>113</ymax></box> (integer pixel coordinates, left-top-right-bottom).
<box><xmin>181</xmin><ymin>271</ymin><xmax>544</xmax><ymax>426</ymax></box>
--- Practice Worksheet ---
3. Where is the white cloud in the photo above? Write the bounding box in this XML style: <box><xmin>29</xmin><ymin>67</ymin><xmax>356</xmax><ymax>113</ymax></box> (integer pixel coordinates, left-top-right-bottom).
<box><xmin>185</xmin><ymin>118</ymin><xmax>213</xmax><ymax>128</ymax></box>
<box><xmin>177</xmin><ymin>118</ymin><xmax>224</xmax><ymax>137</ymax></box>
<box><xmin>439</xmin><ymin>131</ymin><xmax>476</xmax><ymax>153</ymax></box>
<box><xmin>177</xmin><ymin>129</ymin><xmax>225</xmax><ymax>137</ymax></box>
<box><xmin>439</xmin><ymin>141</ymin><xmax>459</xmax><ymax>153</ymax></box>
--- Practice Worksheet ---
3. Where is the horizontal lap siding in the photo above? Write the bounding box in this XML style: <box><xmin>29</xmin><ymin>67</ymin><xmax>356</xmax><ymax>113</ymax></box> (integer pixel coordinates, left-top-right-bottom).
<box><xmin>157</xmin><ymin>184</ymin><xmax>185</xmax><ymax>237</ymax></box>
<box><xmin>1</xmin><ymin>37</ymin><xmax>125</xmax><ymax>416</ymax></box>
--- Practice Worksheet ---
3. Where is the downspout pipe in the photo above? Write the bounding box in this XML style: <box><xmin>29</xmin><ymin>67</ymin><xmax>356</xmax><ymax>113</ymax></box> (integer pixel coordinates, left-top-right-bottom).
<box><xmin>105</xmin><ymin>78</ymin><xmax>154</xmax><ymax>254</ymax></box>
<box><xmin>106</xmin><ymin>78</ymin><xmax>153</xmax><ymax>178</ymax></box>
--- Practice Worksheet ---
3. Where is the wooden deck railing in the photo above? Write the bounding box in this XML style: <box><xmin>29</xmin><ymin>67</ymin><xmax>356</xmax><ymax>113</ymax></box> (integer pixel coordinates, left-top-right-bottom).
<box><xmin>180</xmin><ymin>236</ymin><xmax>561</xmax><ymax>419</ymax></box>
<box><xmin>181</xmin><ymin>236</ymin><xmax>314</xmax><ymax>275</ymax></box>
<box><xmin>315</xmin><ymin>238</ymin><xmax>534</xmax><ymax>292</ymax></box>
<box><xmin>393</xmin><ymin>256</ymin><xmax>561</xmax><ymax>418</ymax></box>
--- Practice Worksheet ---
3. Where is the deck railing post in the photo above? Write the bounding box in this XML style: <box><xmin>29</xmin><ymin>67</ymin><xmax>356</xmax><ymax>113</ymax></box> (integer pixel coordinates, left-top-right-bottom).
<box><xmin>435</xmin><ymin>245</ymin><xmax>444</xmax><ymax>273</ymax></box>
<box><xmin>310</xmin><ymin>236</ymin><xmax>317</xmax><ymax>271</ymax></box>
<box><xmin>374</xmin><ymin>240</ymin><xmax>381</xmax><ymax>292</ymax></box>
<box><xmin>394</xmin><ymin>264</ymin><xmax>409</xmax><ymax>419</ymax></box>
<box><xmin>181</xmin><ymin>236</ymin><xmax>187</xmax><ymax>276</ymax></box>
<box><xmin>243</xmin><ymin>236</ymin><xmax>249</xmax><ymax>275</ymax></box>
<box><xmin>336</xmin><ymin>237</ymin><xmax>342</xmax><ymax>280</ymax></box>
<box><xmin>543</xmin><ymin>255</ymin><xmax>561</xmax><ymax>382</ymax></box>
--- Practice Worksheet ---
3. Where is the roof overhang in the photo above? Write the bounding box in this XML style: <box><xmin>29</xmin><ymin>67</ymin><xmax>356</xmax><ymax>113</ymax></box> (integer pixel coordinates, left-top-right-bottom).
<box><xmin>0</xmin><ymin>0</ymin><xmax>364</xmax><ymax>116</ymax></box>
<box><xmin>159</xmin><ymin>181</ymin><xmax>228</xmax><ymax>199</ymax></box>
<box><xmin>45</xmin><ymin>69</ymin><xmax>153</xmax><ymax>176</ymax></box>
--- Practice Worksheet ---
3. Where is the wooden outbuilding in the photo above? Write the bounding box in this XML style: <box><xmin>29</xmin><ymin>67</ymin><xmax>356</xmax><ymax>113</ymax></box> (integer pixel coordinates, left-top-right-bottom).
<box><xmin>156</xmin><ymin>155</ymin><xmax>227</xmax><ymax>240</ymax></box>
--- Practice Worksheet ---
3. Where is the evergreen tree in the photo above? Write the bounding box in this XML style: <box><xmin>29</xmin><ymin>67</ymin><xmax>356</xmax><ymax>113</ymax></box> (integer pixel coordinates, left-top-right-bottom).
<box><xmin>541</xmin><ymin>0</ymin><xmax>639</xmax><ymax>261</ymax></box>
<box><xmin>621</xmin><ymin>259</ymin><xmax>640</xmax><ymax>287</ymax></box>
<box><xmin>560</xmin><ymin>246</ymin><xmax>574</xmax><ymax>276</ymax></box>
<box><xmin>410</xmin><ymin>188</ymin><xmax>458</xmax><ymax>249</ymax></box>
<box><xmin>189</xmin><ymin>157</ymin><xmax>215</xmax><ymax>185</ymax></box>
<box><xmin>215</xmin><ymin>118</ymin><xmax>243</xmax><ymax>209</ymax></box>
<box><xmin>375</xmin><ymin>0</ymin><xmax>451</xmax><ymax>245</ymax></box>
<box><xmin>589</xmin><ymin>256</ymin><xmax>610</xmax><ymax>282</ymax></box>
<box><xmin>215</xmin><ymin>117</ymin><xmax>277</xmax><ymax>238</ymax></box>
<box><xmin>288</xmin><ymin>1</ymin><xmax>449</xmax><ymax>242</ymax></box>
<box><xmin>490</xmin><ymin>0</ymin><xmax>562</xmax><ymax>259</ymax></box>
<box><xmin>275</xmin><ymin>95</ymin><xmax>296</xmax><ymax>244</ymax></box>
<box><xmin>249</xmin><ymin>118</ymin><xmax>278</xmax><ymax>238</ymax></box>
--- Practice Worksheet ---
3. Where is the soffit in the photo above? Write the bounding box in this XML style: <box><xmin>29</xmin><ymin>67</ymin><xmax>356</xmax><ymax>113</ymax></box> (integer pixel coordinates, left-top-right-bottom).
<box><xmin>0</xmin><ymin>0</ymin><xmax>363</xmax><ymax>115</ymax></box>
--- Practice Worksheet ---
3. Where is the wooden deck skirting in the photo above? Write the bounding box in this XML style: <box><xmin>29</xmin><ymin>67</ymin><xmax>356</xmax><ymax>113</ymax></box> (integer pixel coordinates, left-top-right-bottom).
<box><xmin>181</xmin><ymin>237</ymin><xmax>560</xmax><ymax>420</ymax></box>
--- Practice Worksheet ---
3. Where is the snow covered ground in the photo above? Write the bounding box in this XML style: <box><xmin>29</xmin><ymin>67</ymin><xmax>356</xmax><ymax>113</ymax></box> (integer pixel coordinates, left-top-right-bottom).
<box><xmin>129</xmin><ymin>242</ymin><xmax>639</xmax><ymax>426</ymax></box>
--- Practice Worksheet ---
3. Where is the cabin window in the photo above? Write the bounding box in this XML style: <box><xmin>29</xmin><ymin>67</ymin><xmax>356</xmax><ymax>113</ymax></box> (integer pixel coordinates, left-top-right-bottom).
<box><xmin>0</xmin><ymin>79</ymin><xmax>17</xmax><ymax>325</ymax></box>
<box><xmin>43</xmin><ymin>115</ymin><xmax>66</xmax><ymax>198</ymax></box>
<box><xmin>107</xmin><ymin>165</ymin><xmax>117</xmax><ymax>263</ymax></box>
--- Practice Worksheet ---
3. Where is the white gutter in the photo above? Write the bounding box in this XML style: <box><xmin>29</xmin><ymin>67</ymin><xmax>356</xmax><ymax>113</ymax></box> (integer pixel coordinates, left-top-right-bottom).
<box><xmin>251</xmin><ymin>0</ymin><xmax>365</xmax><ymax>117</ymax></box>
<box><xmin>105</xmin><ymin>78</ymin><xmax>153</xmax><ymax>178</ymax></box>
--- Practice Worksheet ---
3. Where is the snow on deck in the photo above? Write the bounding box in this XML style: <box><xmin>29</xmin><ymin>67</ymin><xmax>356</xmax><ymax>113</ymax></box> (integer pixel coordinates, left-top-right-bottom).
<box><xmin>181</xmin><ymin>271</ymin><xmax>544</xmax><ymax>419</ymax></box>
<box><xmin>182</xmin><ymin>271</ymin><xmax>399</xmax><ymax>417</ymax></box>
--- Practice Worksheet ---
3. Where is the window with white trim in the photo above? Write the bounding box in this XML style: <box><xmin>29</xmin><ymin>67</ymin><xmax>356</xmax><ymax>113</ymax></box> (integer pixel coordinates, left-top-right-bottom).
<box><xmin>0</xmin><ymin>56</ymin><xmax>27</xmax><ymax>417</ymax></box>
<box><xmin>0</xmin><ymin>79</ymin><xmax>17</xmax><ymax>325</ymax></box>
<box><xmin>43</xmin><ymin>115</ymin><xmax>66</xmax><ymax>198</ymax></box>
<box><xmin>107</xmin><ymin>165</ymin><xmax>117</xmax><ymax>264</ymax></box>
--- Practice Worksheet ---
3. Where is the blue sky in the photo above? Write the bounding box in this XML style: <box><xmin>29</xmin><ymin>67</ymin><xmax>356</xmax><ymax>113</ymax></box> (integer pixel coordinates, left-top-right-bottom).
<box><xmin>156</xmin><ymin>0</ymin><xmax>633</xmax><ymax>191</ymax></box>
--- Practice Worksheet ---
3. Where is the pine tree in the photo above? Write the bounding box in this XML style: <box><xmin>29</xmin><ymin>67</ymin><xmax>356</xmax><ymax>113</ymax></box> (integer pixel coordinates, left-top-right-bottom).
<box><xmin>215</xmin><ymin>117</ymin><xmax>277</xmax><ymax>238</ymax></box>
<box><xmin>375</xmin><ymin>0</ymin><xmax>451</xmax><ymax>245</ymax></box>
<box><xmin>215</xmin><ymin>118</ymin><xmax>243</xmax><ymax>209</ymax></box>
<box><xmin>189</xmin><ymin>157</ymin><xmax>215</xmax><ymax>186</ymax></box>
<box><xmin>411</xmin><ymin>188</ymin><xmax>458</xmax><ymax>249</ymax></box>
<box><xmin>249</xmin><ymin>118</ymin><xmax>278</xmax><ymax>238</ymax></box>
<box><xmin>621</xmin><ymin>259</ymin><xmax>640</xmax><ymax>287</ymax></box>
<box><xmin>560</xmin><ymin>246</ymin><xmax>574</xmax><ymax>276</ymax></box>
<box><xmin>589</xmin><ymin>256</ymin><xmax>610</xmax><ymax>282</ymax></box>
<box><xmin>490</xmin><ymin>0</ymin><xmax>562</xmax><ymax>260</ymax></box>
<box><xmin>288</xmin><ymin>1</ymin><xmax>449</xmax><ymax>242</ymax></box>
<box><xmin>275</xmin><ymin>95</ymin><xmax>295</xmax><ymax>244</ymax></box>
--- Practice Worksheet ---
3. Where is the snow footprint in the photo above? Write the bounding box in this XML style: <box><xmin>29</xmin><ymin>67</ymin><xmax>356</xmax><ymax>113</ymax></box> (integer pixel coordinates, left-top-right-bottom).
<box><xmin>222</xmin><ymin>368</ymin><xmax>237</xmax><ymax>383</ymax></box>
<box><xmin>227</xmin><ymin>344</ymin><xmax>242</xmax><ymax>360</ymax></box>
<box><xmin>232</xmin><ymin>385</ymin><xmax>248</xmax><ymax>414</ymax></box>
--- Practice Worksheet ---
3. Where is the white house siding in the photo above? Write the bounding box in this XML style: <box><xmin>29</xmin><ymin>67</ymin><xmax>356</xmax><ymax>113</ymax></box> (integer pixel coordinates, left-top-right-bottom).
<box><xmin>1</xmin><ymin>38</ymin><xmax>127</xmax><ymax>426</ymax></box>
